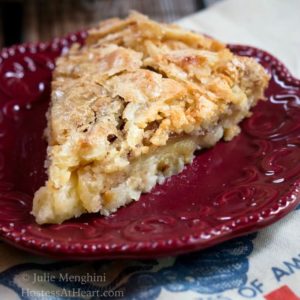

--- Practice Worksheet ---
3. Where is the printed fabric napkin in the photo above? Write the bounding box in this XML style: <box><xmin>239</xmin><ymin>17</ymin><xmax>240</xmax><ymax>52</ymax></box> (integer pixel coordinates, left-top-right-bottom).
<box><xmin>0</xmin><ymin>0</ymin><xmax>300</xmax><ymax>299</ymax></box>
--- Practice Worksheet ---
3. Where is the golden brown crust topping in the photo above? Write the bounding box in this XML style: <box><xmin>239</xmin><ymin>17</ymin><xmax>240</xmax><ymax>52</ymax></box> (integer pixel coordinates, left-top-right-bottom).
<box><xmin>51</xmin><ymin>11</ymin><xmax>268</xmax><ymax>158</ymax></box>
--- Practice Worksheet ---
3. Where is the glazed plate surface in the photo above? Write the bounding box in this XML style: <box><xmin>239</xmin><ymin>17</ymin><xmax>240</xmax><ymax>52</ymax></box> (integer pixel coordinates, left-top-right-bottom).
<box><xmin>0</xmin><ymin>33</ymin><xmax>299</xmax><ymax>259</ymax></box>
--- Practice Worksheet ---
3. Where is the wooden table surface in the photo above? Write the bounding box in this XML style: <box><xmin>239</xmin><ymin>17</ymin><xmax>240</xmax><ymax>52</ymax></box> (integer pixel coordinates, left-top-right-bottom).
<box><xmin>0</xmin><ymin>0</ymin><xmax>206</xmax><ymax>47</ymax></box>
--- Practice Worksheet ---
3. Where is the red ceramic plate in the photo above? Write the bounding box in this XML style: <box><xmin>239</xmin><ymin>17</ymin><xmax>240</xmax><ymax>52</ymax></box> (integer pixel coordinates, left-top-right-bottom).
<box><xmin>0</xmin><ymin>32</ymin><xmax>300</xmax><ymax>259</ymax></box>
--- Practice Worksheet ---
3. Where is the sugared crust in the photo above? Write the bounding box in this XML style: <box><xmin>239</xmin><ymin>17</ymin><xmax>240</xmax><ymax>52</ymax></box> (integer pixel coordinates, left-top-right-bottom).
<box><xmin>32</xmin><ymin>12</ymin><xmax>269</xmax><ymax>224</ymax></box>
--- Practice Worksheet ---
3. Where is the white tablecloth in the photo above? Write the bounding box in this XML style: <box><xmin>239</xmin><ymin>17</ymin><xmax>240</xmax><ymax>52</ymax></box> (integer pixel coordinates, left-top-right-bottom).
<box><xmin>0</xmin><ymin>0</ymin><xmax>300</xmax><ymax>299</ymax></box>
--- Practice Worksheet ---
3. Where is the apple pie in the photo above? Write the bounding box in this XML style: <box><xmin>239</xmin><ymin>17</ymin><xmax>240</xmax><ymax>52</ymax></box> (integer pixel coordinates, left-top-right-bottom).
<box><xmin>32</xmin><ymin>12</ymin><xmax>269</xmax><ymax>224</ymax></box>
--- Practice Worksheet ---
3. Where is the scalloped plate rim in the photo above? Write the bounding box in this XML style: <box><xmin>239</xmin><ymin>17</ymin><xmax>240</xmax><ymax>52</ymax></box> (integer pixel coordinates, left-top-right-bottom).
<box><xmin>0</xmin><ymin>34</ymin><xmax>299</xmax><ymax>259</ymax></box>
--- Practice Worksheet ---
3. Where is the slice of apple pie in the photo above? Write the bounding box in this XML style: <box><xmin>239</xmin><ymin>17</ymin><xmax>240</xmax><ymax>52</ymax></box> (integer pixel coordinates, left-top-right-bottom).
<box><xmin>32</xmin><ymin>12</ymin><xmax>269</xmax><ymax>224</ymax></box>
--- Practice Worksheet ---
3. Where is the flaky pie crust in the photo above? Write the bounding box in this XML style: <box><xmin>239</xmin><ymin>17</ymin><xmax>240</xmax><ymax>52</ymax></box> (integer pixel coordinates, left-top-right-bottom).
<box><xmin>32</xmin><ymin>12</ymin><xmax>269</xmax><ymax>224</ymax></box>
